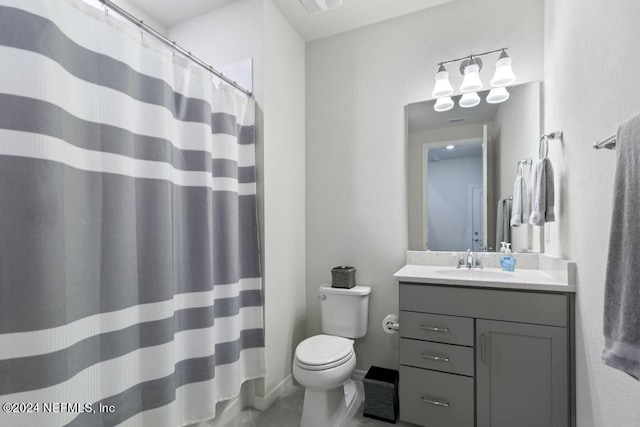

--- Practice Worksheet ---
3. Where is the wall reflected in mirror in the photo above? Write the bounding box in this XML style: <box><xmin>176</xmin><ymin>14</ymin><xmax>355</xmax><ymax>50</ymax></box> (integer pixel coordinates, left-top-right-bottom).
<box><xmin>406</xmin><ymin>81</ymin><xmax>543</xmax><ymax>253</ymax></box>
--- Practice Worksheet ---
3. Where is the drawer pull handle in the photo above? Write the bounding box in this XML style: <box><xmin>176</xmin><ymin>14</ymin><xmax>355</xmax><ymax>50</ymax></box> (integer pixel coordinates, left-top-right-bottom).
<box><xmin>420</xmin><ymin>396</ymin><xmax>450</xmax><ymax>407</ymax></box>
<box><xmin>420</xmin><ymin>325</ymin><xmax>449</xmax><ymax>333</ymax></box>
<box><xmin>420</xmin><ymin>353</ymin><xmax>450</xmax><ymax>362</ymax></box>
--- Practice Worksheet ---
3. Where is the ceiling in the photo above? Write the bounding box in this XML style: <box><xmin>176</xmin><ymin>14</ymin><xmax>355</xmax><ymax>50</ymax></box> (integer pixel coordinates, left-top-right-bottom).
<box><xmin>428</xmin><ymin>144</ymin><xmax>483</xmax><ymax>162</ymax></box>
<box><xmin>270</xmin><ymin>0</ymin><xmax>454</xmax><ymax>41</ymax></box>
<box><xmin>125</xmin><ymin>0</ymin><xmax>454</xmax><ymax>41</ymax></box>
<box><xmin>125</xmin><ymin>0</ymin><xmax>239</xmax><ymax>28</ymax></box>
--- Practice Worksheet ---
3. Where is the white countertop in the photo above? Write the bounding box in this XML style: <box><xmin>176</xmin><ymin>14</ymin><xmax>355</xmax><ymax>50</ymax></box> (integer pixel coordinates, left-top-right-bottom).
<box><xmin>394</xmin><ymin>259</ymin><xmax>577</xmax><ymax>293</ymax></box>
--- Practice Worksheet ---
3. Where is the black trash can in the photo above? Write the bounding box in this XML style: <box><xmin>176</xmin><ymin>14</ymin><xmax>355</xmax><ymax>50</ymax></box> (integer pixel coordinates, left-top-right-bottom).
<box><xmin>363</xmin><ymin>366</ymin><xmax>399</xmax><ymax>423</ymax></box>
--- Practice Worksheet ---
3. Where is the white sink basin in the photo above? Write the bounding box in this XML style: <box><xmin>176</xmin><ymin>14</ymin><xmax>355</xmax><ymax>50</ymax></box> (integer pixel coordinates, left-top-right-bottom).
<box><xmin>434</xmin><ymin>269</ymin><xmax>512</xmax><ymax>281</ymax></box>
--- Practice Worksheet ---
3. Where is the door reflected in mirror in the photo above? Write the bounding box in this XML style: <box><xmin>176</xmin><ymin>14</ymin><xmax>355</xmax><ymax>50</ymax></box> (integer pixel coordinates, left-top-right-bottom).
<box><xmin>407</xmin><ymin>81</ymin><xmax>542</xmax><ymax>252</ymax></box>
<box><xmin>426</xmin><ymin>141</ymin><xmax>485</xmax><ymax>251</ymax></box>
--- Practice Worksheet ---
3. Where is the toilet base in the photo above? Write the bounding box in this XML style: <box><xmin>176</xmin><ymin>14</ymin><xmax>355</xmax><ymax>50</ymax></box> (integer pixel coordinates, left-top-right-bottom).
<box><xmin>300</xmin><ymin>379</ymin><xmax>357</xmax><ymax>427</ymax></box>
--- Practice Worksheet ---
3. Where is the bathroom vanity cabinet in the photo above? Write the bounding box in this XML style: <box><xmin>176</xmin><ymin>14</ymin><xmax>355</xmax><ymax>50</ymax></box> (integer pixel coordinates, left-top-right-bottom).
<box><xmin>398</xmin><ymin>282</ymin><xmax>575</xmax><ymax>427</ymax></box>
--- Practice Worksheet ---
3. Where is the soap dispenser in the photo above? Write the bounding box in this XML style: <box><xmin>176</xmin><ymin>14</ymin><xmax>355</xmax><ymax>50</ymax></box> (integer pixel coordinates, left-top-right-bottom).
<box><xmin>500</xmin><ymin>243</ymin><xmax>516</xmax><ymax>272</ymax></box>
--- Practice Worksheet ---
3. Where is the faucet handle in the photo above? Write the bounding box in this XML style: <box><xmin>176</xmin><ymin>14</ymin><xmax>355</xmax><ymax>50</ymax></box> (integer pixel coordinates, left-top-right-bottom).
<box><xmin>456</xmin><ymin>252</ymin><xmax>466</xmax><ymax>269</ymax></box>
<box><xmin>473</xmin><ymin>253</ymin><xmax>484</xmax><ymax>270</ymax></box>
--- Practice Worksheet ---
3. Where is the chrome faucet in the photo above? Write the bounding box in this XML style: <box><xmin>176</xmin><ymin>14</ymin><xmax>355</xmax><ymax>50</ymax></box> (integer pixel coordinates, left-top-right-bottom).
<box><xmin>455</xmin><ymin>249</ymin><xmax>483</xmax><ymax>270</ymax></box>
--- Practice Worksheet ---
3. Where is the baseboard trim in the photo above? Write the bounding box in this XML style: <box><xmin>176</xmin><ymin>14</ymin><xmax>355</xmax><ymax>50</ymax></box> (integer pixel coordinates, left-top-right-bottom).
<box><xmin>351</xmin><ymin>368</ymin><xmax>367</xmax><ymax>382</ymax></box>
<box><xmin>253</xmin><ymin>374</ymin><xmax>295</xmax><ymax>412</ymax></box>
<box><xmin>203</xmin><ymin>396</ymin><xmax>244</xmax><ymax>427</ymax></box>
<box><xmin>187</xmin><ymin>381</ymin><xmax>252</xmax><ymax>427</ymax></box>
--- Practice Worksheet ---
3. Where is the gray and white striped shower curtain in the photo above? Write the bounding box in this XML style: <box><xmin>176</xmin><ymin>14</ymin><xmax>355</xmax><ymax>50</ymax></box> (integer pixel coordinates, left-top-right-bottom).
<box><xmin>0</xmin><ymin>0</ymin><xmax>265</xmax><ymax>426</ymax></box>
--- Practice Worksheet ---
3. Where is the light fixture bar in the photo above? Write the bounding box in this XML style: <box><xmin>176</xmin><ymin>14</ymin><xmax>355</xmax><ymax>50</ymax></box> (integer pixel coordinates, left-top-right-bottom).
<box><xmin>437</xmin><ymin>47</ymin><xmax>509</xmax><ymax>67</ymax></box>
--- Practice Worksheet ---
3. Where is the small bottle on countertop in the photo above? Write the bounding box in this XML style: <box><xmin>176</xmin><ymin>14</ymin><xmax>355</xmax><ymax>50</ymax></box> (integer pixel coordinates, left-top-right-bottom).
<box><xmin>500</xmin><ymin>243</ymin><xmax>516</xmax><ymax>272</ymax></box>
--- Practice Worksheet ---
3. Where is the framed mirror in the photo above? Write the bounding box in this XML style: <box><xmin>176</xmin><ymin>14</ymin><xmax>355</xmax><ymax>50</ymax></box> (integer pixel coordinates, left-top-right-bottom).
<box><xmin>406</xmin><ymin>81</ymin><xmax>542</xmax><ymax>252</ymax></box>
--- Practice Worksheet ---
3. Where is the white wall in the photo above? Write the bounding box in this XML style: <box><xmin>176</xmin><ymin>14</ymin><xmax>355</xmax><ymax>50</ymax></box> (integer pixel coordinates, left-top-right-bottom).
<box><xmin>169</xmin><ymin>0</ymin><xmax>307</xmax><ymax>409</ymax></box>
<box><xmin>306</xmin><ymin>0</ymin><xmax>544</xmax><ymax>371</ymax></box>
<box><xmin>84</xmin><ymin>0</ymin><xmax>167</xmax><ymax>32</ymax></box>
<box><xmin>543</xmin><ymin>0</ymin><xmax>640</xmax><ymax>425</ymax></box>
<box><xmin>168</xmin><ymin>0</ymin><xmax>263</xmax><ymax>101</ymax></box>
<box><xmin>261</xmin><ymin>0</ymin><xmax>306</xmax><ymax>398</ymax></box>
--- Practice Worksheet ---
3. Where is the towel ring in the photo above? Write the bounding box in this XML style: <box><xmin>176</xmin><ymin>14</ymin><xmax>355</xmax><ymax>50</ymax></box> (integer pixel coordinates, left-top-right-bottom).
<box><xmin>539</xmin><ymin>135</ymin><xmax>549</xmax><ymax>159</ymax></box>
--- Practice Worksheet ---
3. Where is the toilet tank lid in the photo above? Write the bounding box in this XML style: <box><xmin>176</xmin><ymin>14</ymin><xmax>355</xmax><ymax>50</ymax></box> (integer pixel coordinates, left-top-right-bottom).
<box><xmin>320</xmin><ymin>284</ymin><xmax>371</xmax><ymax>296</ymax></box>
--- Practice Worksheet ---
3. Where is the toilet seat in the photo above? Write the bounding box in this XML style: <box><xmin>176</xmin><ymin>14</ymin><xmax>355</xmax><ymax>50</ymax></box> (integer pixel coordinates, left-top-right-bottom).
<box><xmin>295</xmin><ymin>335</ymin><xmax>354</xmax><ymax>371</ymax></box>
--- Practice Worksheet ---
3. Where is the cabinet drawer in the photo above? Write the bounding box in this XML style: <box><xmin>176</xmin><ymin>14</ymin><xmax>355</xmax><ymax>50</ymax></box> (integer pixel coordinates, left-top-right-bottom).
<box><xmin>400</xmin><ymin>283</ymin><xmax>568</xmax><ymax>327</ymax></box>
<box><xmin>400</xmin><ymin>366</ymin><xmax>474</xmax><ymax>427</ymax></box>
<box><xmin>400</xmin><ymin>311</ymin><xmax>474</xmax><ymax>346</ymax></box>
<box><xmin>400</xmin><ymin>338</ymin><xmax>475</xmax><ymax>377</ymax></box>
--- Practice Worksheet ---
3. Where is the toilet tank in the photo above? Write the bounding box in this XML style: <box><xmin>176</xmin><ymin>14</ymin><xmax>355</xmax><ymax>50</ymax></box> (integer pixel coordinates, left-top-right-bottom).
<box><xmin>319</xmin><ymin>284</ymin><xmax>371</xmax><ymax>338</ymax></box>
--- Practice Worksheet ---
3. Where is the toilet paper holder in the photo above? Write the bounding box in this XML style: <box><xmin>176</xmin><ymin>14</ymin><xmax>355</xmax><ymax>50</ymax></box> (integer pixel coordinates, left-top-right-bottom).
<box><xmin>383</xmin><ymin>314</ymin><xmax>400</xmax><ymax>334</ymax></box>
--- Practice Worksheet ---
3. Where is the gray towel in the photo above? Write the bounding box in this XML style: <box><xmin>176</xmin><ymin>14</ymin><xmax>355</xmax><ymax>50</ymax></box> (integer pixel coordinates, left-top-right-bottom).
<box><xmin>496</xmin><ymin>197</ymin><xmax>512</xmax><ymax>247</ymax></box>
<box><xmin>529</xmin><ymin>158</ymin><xmax>555</xmax><ymax>226</ymax></box>
<box><xmin>603</xmin><ymin>113</ymin><xmax>640</xmax><ymax>380</ymax></box>
<box><xmin>510</xmin><ymin>175</ymin><xmax>527</xmax><ymax>227</ymax></box>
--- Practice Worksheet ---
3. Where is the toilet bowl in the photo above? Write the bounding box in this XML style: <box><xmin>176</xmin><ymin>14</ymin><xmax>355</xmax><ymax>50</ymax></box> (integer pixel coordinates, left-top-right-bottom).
<box><xmin>293</xmin><ymin>335</ymin><xmax>357</xmax><ymax>427</ymax></box>
<box><xmin>292</xmin><ymin>285</ymin><xmax>371</xmax><ymax>427</ymax></box>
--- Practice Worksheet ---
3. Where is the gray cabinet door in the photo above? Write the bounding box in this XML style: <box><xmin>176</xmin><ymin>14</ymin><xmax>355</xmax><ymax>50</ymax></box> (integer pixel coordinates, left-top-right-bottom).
<box><xmin>476</xmin><ymin>320</ymin><xmax>568</xmax><ymax>427</ymax></box>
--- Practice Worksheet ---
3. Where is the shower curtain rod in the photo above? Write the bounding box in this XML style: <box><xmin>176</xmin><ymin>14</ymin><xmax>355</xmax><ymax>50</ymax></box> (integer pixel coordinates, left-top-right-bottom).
<box><xmin>99</xmin><ymin>0</ymin><xmax>252</xmax><ymax>97</ymax></box>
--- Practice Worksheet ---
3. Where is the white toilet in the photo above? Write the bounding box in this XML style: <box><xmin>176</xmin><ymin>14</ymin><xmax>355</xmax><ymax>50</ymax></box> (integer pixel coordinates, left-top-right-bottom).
<box><xmin>293</xmin><ymin>284</ymin><xmax>371</xmax><ymax>427</ymax></box>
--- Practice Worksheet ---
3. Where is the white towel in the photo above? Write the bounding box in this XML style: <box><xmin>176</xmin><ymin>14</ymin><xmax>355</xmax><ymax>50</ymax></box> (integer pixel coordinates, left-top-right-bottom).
<box><xmin>510</xmin><ymin>175</ymin><xmax>527</xmax><ymax>227</ymax></box>
<box><xmin>529</xmin><ymin>158</ymin><xmax>555</xmax><ymax>226</ymax></box>
<box><xmin>603</xmin><ymin>113</ymin><xmax>640</xmax><ymax>380</ymax></box>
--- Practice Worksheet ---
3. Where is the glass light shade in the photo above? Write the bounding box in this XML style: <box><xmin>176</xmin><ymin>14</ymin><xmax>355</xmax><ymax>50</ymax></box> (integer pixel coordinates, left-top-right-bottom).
<box><xmin>459</xmin><ymin>92</ymin><xmax>480</xmax><ymax>108</ymax></box>
<box><xmin>432</xmin><ymin>70</ymin><xmax>454</xmax><ymax>98</ymax></box>
<box><xmin>491</xmin><ymin>56</ymin><xmax>516</xmax><ymax>87</ymax></box>
<box><xmin>434</xmin><ymin>96</ymin><xmax>454</xmax><ymax>112</ymax></box>
<box><xmin>487</xmin><ymin>87</ymin><xmax>510</xmax><ymax>104</ymax></box>
<box><xmin>460</xmin><ymin>64</ymin><xmax>483</xmax><ymax>93</ymax></box>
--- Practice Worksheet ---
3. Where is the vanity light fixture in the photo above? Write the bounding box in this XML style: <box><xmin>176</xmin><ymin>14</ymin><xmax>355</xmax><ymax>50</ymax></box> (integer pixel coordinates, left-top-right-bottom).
<box><xmin>459</xmin><ymin>92</ymin><xmax>481</xmax><ymax>108</ymax></box>
<box><xmin>431</xmin><ymin>48</ymin><xmax>516</xmax><ymax>112</ymax></box>
<box><xmin>490</xmin><ymin>50</ymin><xmax>516</xmax><ymax>87</ymax></box>
<box><xmin>434</xmin><ymin>96</ymin><xmax>454</xmax><ymax>112</ymax></box>
<box><xmin>487</xmin><ymin>87</ymin><xmax>510</xmax><ymax>104</ymax></box>
<box><xmin>432</xmin><ymin>64</ymin><xmax>454</xmax><ymax>98</ymax></box>
<box><xmin>459</xmin><ymin>57</ymin><xmax>483</xmax><ymax>93</ymax></box>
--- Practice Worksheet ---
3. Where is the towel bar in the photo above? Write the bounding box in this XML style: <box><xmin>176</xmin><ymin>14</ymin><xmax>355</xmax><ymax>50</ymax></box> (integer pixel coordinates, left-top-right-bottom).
<box><xmin>593</xmin><ymin>134</ymin><xmax>616</xmax><ymax>150</ymax></box>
